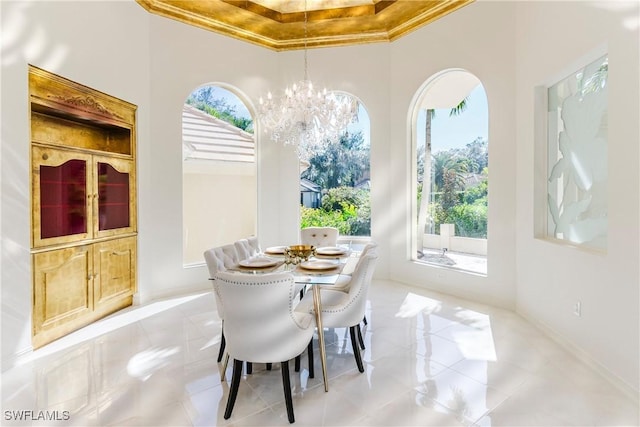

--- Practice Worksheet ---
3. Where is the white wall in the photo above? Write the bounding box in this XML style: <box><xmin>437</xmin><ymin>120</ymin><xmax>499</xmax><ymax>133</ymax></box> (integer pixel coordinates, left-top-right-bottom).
<box><xmin>1</xmin><ymin>0</ymin><xmax>151</xmax><ymax>369</ymax></box>
<box><xmin>514</xmin><ymin>1</ymin><xmax>640</xmax><ymax>394</ymax></box>
<box><xmin>142</xmin><ymin>15</ymin><xmax>278</xmax><ymax>302</ymax></box>
<box><xmin>1</xmin><ymin>0</ymin><xmax>638</xmax><ymax>395</ymax></box>
<box><xmin>387</xmin><ymin>1</ymin><xmax>518</xmax><ymax>309</ymax></box>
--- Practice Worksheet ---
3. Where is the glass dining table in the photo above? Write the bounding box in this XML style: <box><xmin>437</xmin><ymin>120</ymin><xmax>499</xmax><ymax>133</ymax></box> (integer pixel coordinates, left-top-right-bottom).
<box><xmin>227</xmin><ymin>249</ymin><xmax>356</xmax><ymax>392</ymax></box>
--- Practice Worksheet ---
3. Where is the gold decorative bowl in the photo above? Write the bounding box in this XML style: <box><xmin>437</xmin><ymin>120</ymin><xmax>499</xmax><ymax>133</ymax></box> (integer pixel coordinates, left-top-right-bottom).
<box><xmin>285</xmin><ymin>245</ymin><xmax>315</xmax><ymax>263</ymax></box>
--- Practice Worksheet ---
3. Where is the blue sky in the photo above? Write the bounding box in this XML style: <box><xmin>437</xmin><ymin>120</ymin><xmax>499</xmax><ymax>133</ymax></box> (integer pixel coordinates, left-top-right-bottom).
<box><xmin>417</xmin><ymin>85</ymin><xmax>488</xmax><ymax>152</ymax></box>
<box><xmin>204</xmin><ymin>84</ymin><xmax>487</xmax><ymax>152</ymax></box>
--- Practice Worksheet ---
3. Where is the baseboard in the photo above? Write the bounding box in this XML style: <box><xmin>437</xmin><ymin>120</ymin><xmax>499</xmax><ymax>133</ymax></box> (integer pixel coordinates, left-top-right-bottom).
<box><xmin>144</xmin><ymin>283</ymin><xmax>212</xmax><ymax>304</ymax></box>
<box><xmin>518</xmin><ymin>308</ymin><xmax>639</xmax><ymax>402</ymax></box>
<box><xmin>2</xmin><ymin>346</ymin><xmax>33</xmax><ymax>373</ymax></box>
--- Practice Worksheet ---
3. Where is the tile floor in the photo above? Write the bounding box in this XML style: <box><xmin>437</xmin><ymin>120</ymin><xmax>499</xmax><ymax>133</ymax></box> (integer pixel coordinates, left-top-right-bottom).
<box><xmin>2</xmin><ymin>279</ymin><xmax>638</xmax><ymax>426</ymax></box>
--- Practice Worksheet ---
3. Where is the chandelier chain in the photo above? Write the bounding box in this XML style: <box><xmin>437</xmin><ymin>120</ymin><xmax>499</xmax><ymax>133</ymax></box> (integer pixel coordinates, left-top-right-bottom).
<box><xmin>257</xmin><ymin>0</ymin><xmax>358</xmax><ymax>161</ymax></box>
<box><xmin>304</xmin><ymin>0</ymin><xmax>308</xmax><ymax>81</ymax></box>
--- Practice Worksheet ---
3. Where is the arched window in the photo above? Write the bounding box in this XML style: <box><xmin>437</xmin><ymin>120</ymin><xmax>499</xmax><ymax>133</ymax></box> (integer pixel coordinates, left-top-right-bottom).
<box><xmin>182</xmin><ymin>84</ymin><xmax>256</xmax><ymax>266</ymax></box>
<box><xmin>412</xmin><ymin>70</ymin><xmax>488</xmax><ymax>275</ymax></box>
<box><xmin>299</xmin><ymin>96</ymin><xmax>371</xmax><ymax>239</ymax></box>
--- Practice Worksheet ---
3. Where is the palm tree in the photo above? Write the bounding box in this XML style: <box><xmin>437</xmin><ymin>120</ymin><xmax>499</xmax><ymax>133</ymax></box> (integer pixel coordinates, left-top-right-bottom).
<box><xmin>417</xmin><ymin>98</ymin><xmax>468</xmax><ymax>254</ymax></box>
<box><xmin>432</xmin><ymin>151</ymin><xmax>468</xmax><ymax>191</ymax></box>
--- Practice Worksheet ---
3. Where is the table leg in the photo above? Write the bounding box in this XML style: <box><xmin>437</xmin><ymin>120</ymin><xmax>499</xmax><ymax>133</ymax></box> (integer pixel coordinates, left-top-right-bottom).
<box><xmin>312</xmin><ymin>284</ymin><xmax>329</xmax><ymax>392</ymax></box>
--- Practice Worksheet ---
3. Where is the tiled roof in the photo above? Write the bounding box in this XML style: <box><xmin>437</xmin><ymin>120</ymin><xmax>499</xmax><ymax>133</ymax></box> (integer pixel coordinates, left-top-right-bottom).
<box><xmin>182</xmin><ymin>104</ymin><xmax>254</xmax><ymax>163</ymax></box>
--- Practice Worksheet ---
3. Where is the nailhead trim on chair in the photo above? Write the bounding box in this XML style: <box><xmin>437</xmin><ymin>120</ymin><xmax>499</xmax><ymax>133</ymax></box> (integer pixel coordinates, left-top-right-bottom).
<box><xmin>215</xmin><ymin>276</ymin><xmax>309</xmax><ymax>330</ymax></box>
<box><xmin>306</xmin><ymin>256</ymin><xmax>373</xmax><ymax>317</ymax></box>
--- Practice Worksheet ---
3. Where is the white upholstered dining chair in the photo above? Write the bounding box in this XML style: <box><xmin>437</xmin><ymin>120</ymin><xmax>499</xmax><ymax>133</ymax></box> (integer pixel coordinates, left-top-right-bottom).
<box><xmin>234</xmin><ymin>236</ymin><xmax>261</xmax><ymax>260</ymax></box>
<box><xmin>215</xmin><ymin>271</ymin><xmax>315</xmax><ymax>424</ymax></box>
<box><xmin>325</xmin><ymin>241</ymin><xmax>377</xmax><ymax>350</ymax></box>
<box><xmin>203</xmin><ymin>244</ymin><xmax>240</xmax><ymax>364</ymax></box>
<box><xmin>300</xmin><ymin>226</ymin><xmax>339</xmax><ymax>248</ymax></box>
<box><xmin>331</xmin><ymin>241</ymin><xmax>378</xmax><ymax>292</ymax></box>
<box><xmin>297</xmin><ymin>250</ymin><xmax>378</xmax><ymax>373</ymax></box>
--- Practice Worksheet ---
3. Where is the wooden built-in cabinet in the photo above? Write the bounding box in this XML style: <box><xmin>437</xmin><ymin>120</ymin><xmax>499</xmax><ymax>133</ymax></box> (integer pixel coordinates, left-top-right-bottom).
<box><xmin>29</xmin><ymin>65</ymin><xmax>137</xmax><ymax>348</ymax></box>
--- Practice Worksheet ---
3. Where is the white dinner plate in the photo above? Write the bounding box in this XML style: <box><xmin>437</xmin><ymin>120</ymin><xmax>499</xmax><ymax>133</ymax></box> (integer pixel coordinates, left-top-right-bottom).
<box><xmin>315</xmin><ymin>246</ymin><xmax>347</xmax><ymax>256</ymax></box>
<box><xmin>299</xmin><ymin>260</ymin><xmax>339</xmax><ymax>271</ymax></box>
<box><xmin>239</xmin><ymin>257</ymin><xmax>279</xmax><ymax>268</ymax></box>
<box><xmin>264</xmin><ymin>246</ymin><xmax>287</xmax><ymax>255</ymax></box>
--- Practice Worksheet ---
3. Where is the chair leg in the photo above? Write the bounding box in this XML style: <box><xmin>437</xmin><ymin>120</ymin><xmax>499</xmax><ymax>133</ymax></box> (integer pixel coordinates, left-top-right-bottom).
<box><xmin>221</xmin><ymin>353</ymin><xmax>230</xmax><ymax>382</ymax></box>
<box><xmin>281</xmin><ymin>361</ymin><xmax>295</xmax><ymax>423</ymax></box>
<box><xmin>224</xmin><ymin>359</ymin><xmax>243</xmax><ymax>420</ymax></box>
<box><xmin>294</xmin><ymin>355</ymin><xmax>301</xmax><ymax>372</ymax></box>
<box><xmin>357</xmin><ymin>323</ymin><xmax>365</xmax><ymax>350</ymax></box>
<box><xmin>307</xmin><ymin>339</ymin><xmax>314</xmax><ymax>378</ymax></box>
<box><xmin>217</xmin><ymin>331</ymin><xmax>226</xmax><ymax>362</ymax></box>
<box><xmin>363</xmin><ymin>315</ymin><xmax>368</xmax><ymax>326</ymax></box>
<box><xmin>349</xmin><ymin>326</ymin><xmax>365</xmax><ymax>373</ymax></box>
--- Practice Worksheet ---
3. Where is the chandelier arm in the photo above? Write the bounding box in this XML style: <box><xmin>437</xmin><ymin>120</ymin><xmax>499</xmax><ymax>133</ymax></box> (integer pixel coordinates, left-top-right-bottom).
<box><xmin>257</xmin><ymin>0</ymin><xmax>358</xmax><ymax>161</ymax></box>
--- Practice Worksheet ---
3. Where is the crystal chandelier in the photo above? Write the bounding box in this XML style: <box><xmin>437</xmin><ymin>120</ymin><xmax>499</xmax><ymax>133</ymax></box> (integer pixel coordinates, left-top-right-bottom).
<box><xmin>258</xmin><ymin>1</ymin><xmax>358</xmax><ymax>160</ymax></box>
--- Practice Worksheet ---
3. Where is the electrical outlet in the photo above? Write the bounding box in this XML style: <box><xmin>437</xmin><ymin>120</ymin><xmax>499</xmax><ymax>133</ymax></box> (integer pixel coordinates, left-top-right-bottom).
<box><xmin>573</xmin><ymin>301</ymin><xmax>582</xmax><ymax>317</ymax></box>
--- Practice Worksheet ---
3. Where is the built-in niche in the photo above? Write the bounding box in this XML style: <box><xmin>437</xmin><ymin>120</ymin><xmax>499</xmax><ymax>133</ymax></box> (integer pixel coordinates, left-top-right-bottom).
<box><xmin>29</xmin><ymin>65</ymin><xmax>138</xmax><ymax>348</ymax></box>
<box><xmin>535</xmin><ymin>53</ymin><xmax>608</xmax><ymax>251</ymax></box>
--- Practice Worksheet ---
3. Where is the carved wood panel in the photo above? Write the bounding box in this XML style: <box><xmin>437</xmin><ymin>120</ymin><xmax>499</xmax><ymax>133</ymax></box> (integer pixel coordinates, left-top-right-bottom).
<box><xmin>33</xmin><ymin>246</ymin><xmax>93</xmax><ymax>335</ymax></box>
<box><xmin>94</xmin><ymin>237</ymin><xmax>137</xmax><ymax>307</ymax></box>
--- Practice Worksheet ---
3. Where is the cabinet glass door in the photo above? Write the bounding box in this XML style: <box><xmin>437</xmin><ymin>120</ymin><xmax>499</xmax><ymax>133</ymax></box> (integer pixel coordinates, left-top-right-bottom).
<box><xmin>40</xmin><ymin>159</ymin><xmax>87</xmax><ymax>238</ymax></box>
<box><xmin>33</xmin><ymin>146</ymin><xmax>92</xmax><ymax>247</ymax></box>
<box><xmin>97</xmin><ymin>162</ymin><xmax>130</xmax><ymax>231</ymax></box>
<box><xmin>94</xmin><ymin>156</ymin><xmax>135</xmax><ymax>238</ymax></box>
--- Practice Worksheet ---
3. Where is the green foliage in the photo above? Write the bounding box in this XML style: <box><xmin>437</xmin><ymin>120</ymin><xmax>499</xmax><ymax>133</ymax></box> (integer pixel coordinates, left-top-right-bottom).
<box><xmin>300</xmin><ymin>186</ymin><xmax>371</xmax><ymax>236</ymax></box>
<box><xmin>300</xmin><ymin>131</ymin><xmax>371</xmax><ymax>236</ymax></box>
<box><xmin>301</xmin><ymin>131</ymin><xmax>369</xmax><ymax>189</ymax></box>
<box><xmin>186</xmin><ymin>87</ymin><xmax>253</xmax><ymax>133</ymax></box>
<box><xmin>421</xmin><ymin>148</ymin><xmax>489</xmax><ymax>238</ymax></box>
<box><xmin>321</xmin><ymin>186</ymin><xmax>368</xmax><ymax>211</ymax></box>
<box><xmin>449</xmin><ymin>137</ymin><xmax>488</xmax><ymax>173</ymax></box>
<box><xmin>300</xmin><ymin>206</ymin><xmax>349</xmax><ymax>234</ymax></box>
<box><xmin>432</xmin><ymin>151</ymin><xmax>469</xmax><ymax>191</ymax></box>
<box><xmin>463</xmin><ymin>169</ymin><xmax>488</xmax><ymax>204</ymax></box>
<box><xmin>445</xmin><ymin>202</ymin><xmax>488</xmax><ymax>238</ymax></box>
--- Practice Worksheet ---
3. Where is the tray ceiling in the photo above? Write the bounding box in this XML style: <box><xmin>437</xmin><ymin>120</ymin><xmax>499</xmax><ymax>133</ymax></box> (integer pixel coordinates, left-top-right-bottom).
<box><xmin>136</xmin><ymin>0</ymin><xmax>474</xmax><ymax>51</ymax></box>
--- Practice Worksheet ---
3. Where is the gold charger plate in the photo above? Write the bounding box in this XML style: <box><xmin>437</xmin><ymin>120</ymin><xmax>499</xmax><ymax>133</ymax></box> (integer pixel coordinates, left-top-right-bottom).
<box><xmin>239</xmin><ymin>257</ymin><xmax>279</xmax><ymax>268</ymax></box>
<box><xmin>316</xmin><ymin>246</ymin><xmax>347</xmax><ymax>256</ymax></box>
<box><xmin>264</xmin><ymin>246</ymin><xmax>287</xmax><ymax>255</ymax></box>
<box><xmin>299</xmin><ymin>260</ymin><xmax>339</xmax><ymax>271</ymax></box>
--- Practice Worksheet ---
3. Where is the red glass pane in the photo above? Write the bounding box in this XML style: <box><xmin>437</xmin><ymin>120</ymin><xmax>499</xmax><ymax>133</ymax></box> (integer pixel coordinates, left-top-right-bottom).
<box><xmin>98</xmin><ymin>163</ymin><xmax>130</xmax><ymax>231</ymax></box>
<box><xmin>40</xmin><ymin>159</ymin><xmax>87</xmax><ymax>239</ymax></box>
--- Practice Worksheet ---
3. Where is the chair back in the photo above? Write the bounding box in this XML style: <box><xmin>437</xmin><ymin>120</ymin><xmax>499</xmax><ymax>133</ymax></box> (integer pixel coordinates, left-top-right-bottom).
<box><xmin>322</xmin><ymin>250</ymin><xmax>378</xmax><ymax>328</ymax></box>
<box><xmin>300</xmin><ymin>227</ymin><xmax>339</xmax><ymax>248</ymax></box>
<box><xmin>359</xmin><ymin>241</ymin><xmax>377</xmax><ymax>259</ymax></box>
<box><xmin>234</xmin><ymin>236</ymin><xmax>260</xmax><ymax>260</ymax></box>
<box><xmin>215</xmin><ymin>271</ymin><xmax>315</xmax><ymax>364</ymax></box>
<box><xmin>203</xmin><ymin>244</ymin><xmax>240</xmax><ymax>278</ymax></box>
<box><xmin>335</xmin><ymin>241</ymin><xmax>378</xmax><ymax>282</ymax></box>
<box><xmin>203</xmin><ymin>244</ymin><xmax>240</xmax><ymax>319</ymax></box>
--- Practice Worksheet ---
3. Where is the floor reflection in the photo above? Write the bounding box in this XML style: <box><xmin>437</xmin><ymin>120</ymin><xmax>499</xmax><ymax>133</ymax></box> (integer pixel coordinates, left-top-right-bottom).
<box><xmin>2</xmin><ymin>281</ymin><xmax>637</xmax><ymax>426</ymax></box>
